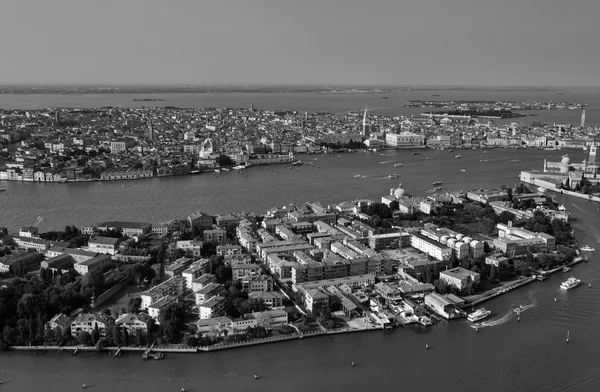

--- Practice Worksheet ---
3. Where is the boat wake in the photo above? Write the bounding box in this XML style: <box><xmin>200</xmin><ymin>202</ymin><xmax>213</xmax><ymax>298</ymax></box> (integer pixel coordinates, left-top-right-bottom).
<box><xmin>471</xmin><ymin>300</ymin><xmax>537</xmax><ymax>329</ymax></box>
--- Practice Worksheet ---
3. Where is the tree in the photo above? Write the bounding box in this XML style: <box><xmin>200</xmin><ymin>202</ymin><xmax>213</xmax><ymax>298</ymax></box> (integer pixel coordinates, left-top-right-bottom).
<box><xmin>54</xmin><ymin>326</ymin><xmax>63</xmax><ymax>344</ymax></box>
<box><xmin>91</xmin><ymin>322</ymin><xmax>100</xmax><ymax>345</ymax></box>
<box><xmin>77</xmin><ymin>331</ymin><xmax>93</xmax><ymax>346</ymax></box>
<box><xmin>44</xmin><ymin>325</ymin><xmax>55</xmax><ymax>345</ymax></box>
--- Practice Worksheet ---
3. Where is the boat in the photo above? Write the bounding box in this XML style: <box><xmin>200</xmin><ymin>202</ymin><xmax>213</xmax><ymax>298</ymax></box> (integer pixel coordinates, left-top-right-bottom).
<box><xmin>432</xmin><ymin>181</ymin><xmax>443</xmax><ymax>186</ymax></box>
<box><xmin>0</xmin><ymin>189</ymin><xmax>5</xmax><ymax>192</ymax></box>
<box><xmin>455</xmin><ymin>155</ymin><xmax>462</xmax><ymax>159</ymax></box>
<box><xmin>221</xmin><ymin>168</ymin><xmax>230</xmax><ymax>172</ymax></box>
<box><xmin>558</xmin><ymin>204</ymin><xmax>566</xmax><ymax>211</ymax></box>
<box><xmin>433</xmin><ymin>187</ymin><xmax>443</xmax><ymax>191</ymax></box>
<box><xmin>562</xmin><ymin>265</ymin><xmax>571</xmax><ymax>273</ymax></box>
<box><xmin>354</xmin><ymin>174</ymin><xmax>362</xmax><ymax>178</ymax></box>
<box><xmin>560</xmin><ymin>277</ymin><xmax>581</xmax><ymax>290</ymax></box>
<box><xmin>460</xmin><ymin>169</ymin><xmax>466</xmax><ymax>172</ymax></box>
<box><xmin>467</xmin><ymin>308</ymin><xmax>491</xmax><ymax>322</ymax></box>
<box><xmin>388</xmin><ymin>174</ymin><xmax>399</xmax><ymax>179</ymax></box>
<box><xmin>580</xmin><ymin>245</ymin><xmax>595</xmax><ymax>252</ymax></box>
<box><xmin>292</xmin><ymin>160</ymin><xmax>303</xmax><ymax>166</ymax></box>
<box><xmin>419</xmin><ymin>316</ymin><xmax>433</xmax><ymax>326</ymax></box>
<box><xmin>214</xmin><ymin>169</ymin><xmax>220</xmax><ymax>173</ymax></box>
<box><xmin>536</xmin><ymin>274</ymin><xmax>547</xmax><ymax>281</ymax></box>
<box><xmin>538</xmin><ymin>187</ymin><xmax>546</xmax><ymax>193</ymax></box>
<box><xmin>394</xmin><ymin>163</ymin><xmax>403</xmax><ymax>167</ymax></box>
<box><xmin>412</xmin><ymin>152</ymin><xmax>420</xmax><ymax>155</ymax></box>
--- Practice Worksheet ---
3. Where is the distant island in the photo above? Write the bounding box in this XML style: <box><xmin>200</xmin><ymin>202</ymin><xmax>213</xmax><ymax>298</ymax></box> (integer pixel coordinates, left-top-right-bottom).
<box><xmin>425</xmin><ymin>109</ymin><xmax>525</xmax><ymax>119</ymax></box>
<box><xmin>133</xmin><ymin>98</ymin><xmax>166</xmax><ymax>102</ymax></box>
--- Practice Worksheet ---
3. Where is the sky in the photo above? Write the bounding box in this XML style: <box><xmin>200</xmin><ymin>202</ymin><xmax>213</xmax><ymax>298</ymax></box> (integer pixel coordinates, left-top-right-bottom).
<box><xmin>2</xmin><ymin>0</ymin><xmax>599</xmax><ymax>86</ymax></box>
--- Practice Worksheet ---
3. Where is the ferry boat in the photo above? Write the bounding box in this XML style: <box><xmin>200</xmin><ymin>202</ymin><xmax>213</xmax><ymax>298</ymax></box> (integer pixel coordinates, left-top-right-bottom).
<box><xmin>467</xmin><ymin>308</ymin><xmax>491</xmax><ymax>322</ymax></box>
<box><xmin>432</xmin><ymin>181</ymin><xmax>443</xmax><ymax>186</ymax></box>
<box><xmin>233</xmin><ymin>163</ymin><xmax>250</xmax><ymax>170</ymax></box>
<box><xmin>562</xmin><ymin>265</ymin><xmax>571</xmax><ymax>273</ymax></box>
<box><xmin>560</xmin><ymin>277</ymin><xmax>581</xmax><ymax>290</ymax></box>
<box><xmin>580</xmin><ymin>245</ymin><xmax>595</xmax><ymax>252</ymax></box>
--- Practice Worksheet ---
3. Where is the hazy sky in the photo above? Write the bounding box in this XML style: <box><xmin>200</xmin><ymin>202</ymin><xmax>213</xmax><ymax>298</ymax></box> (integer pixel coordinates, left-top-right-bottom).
<box><xmin>2</xmin><ymin>0</ymin><xmax>599</xmax><ymax>86</ymax></box>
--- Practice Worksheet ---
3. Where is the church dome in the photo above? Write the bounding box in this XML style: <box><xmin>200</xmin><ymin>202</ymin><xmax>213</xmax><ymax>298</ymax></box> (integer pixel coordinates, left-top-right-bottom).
<box><xmin>561</xmin><ymin>155</ymin><xmax>571</xmax><ymax>165</ymax></box>
<box><xmin>394</xmin><ymin>184</ymin><xmax>406</xmax><ymax>199</ymax></box>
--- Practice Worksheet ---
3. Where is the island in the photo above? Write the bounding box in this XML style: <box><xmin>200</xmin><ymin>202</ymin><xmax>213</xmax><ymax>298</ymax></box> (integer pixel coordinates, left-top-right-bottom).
<box><xmin>0</xmin><ymin>181</ymin><xmax>585</xmax><ymax>354</ymax></box>
<box><xmin>133</xmin><ymin>98</ymin><xmax>166</xmax><ymax>102</ymax></box>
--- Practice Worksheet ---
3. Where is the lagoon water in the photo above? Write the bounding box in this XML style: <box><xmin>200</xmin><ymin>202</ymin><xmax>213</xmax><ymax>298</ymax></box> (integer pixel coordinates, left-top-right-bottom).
<box><xmin>1</xmin><ymin>91</ymin><xmax>600</xmax><ymax>391</ymax></box>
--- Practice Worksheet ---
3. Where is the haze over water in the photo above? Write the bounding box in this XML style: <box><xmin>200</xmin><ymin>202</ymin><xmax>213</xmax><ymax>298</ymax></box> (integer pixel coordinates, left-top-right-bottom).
<box><xmin>1</xmin><ymin>91</ymin><xmax>600</xmax><ymax>391</ymax></box>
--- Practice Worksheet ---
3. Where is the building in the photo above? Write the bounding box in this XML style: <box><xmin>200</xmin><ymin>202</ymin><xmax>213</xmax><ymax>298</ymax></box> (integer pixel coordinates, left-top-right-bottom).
<box><xmin>410</xmin><ymin>232</ymin><xmax>452</xmax><ymax>261</ymax></box>
<box><xmin>242</xmin><ymin>274</ymin><xmax>274</xmax><ymax>292</ymax></box>
<box><xmin>181</xmin><ymin>259</ymin><xmax>211</xmax><ymax>288</ymax></box>
<box><xmin>303</xmin><ymin>289</ymin><xmax>330</xmax><ymax>312</ymax></box>
<box><xmin>232</xmin><ymin>263</ymin><xmax>261</xmax><ymax>280</ymax></box>
<box><xmin>70</xmin><ymin>313</ymin><xmax>111</xmax><ymax>337</ymax></box>
<box><xmin>96</xmin><ymin>221</ymin><xmax>151</xmax><ymax>236</ymax></box>
<box><xmin>216</xmin><ymin>245</ymin><xmax>242</xmax><ymax>257</ymax></box>
<box><xmin>13</xmin><ymin>236</ymin><xmax>51</xmax><ymax>253</ymax></box>
<box><xmin>45</xmin><ymin>313</ymin><xmax>74</xmax><ymax>335</ymax></box>
<box><xmin>147</xmin><ymin>295</ymin><xmax>179</xmax><ymax>320</ymax></box>
<box><xmin>203</xmin><ymin>229</ymin><xmax>227</xmax><ymax>243</ymax></box>
<box><xmin>466</xmin><ymin>189</ymin><xmax>508</xmax><ymax>204</ymax></box>
<box><xmin>424</xmin><ymin>293</ymin><xmax>463</xmax><ymax>320</ymax></box>
<box><xmin>199</xmin><ymin>296</ymin><xmax>226</xmax><ymax>319</ymax></box>
<box><xmin>0</xmin><ymin>252</ymin><xmax>43</xmax><ymax>274</ymax></box>
<box><xmin>45</xmin><ymin>247</ymin><xmax>97</xmax><ymax>263</ymax></box>
<box><xmin>215</xmin><ymin>214</ymin><xmax>240</xmax><ymax>229</ymax></box>
<box><xmin>194</xmin><ymin>282</ymin><xmax>223</xmax><ymax>305</ymax></box>
<box><xmin>191</xmin><ymin>273</ymin><xmax>217</xmax><ymax>292</ymax></box>
<box><xmin>141</xmin><ymin>276</ymin><xmax>187</xmax><ymax>310</ymax></box>
<box><xmin>439</xmin><ymin>267</ymin><xmax>481</xmax><ymax>290</ymax></box>
<box><xmin>248</xmin><ymin>291</ymin><xmax>284</xmax><ymax>309</ymax></box>
<box><xmin>493</xmin><ymin>221</ymin><xmax>556</xmax><ymax>255</ymax></box>
<box><xmin>188</xmin><ymin>211</ymin><xmax>214</xmax><ymax>232</ymax></box>
<box><xmin>115</xmin><ymin>313</ymin><xmax>153</xmax><ymax>335</ymax></box>
<box><xmin>165</xmin><ymin>257</ymin><xmax>193</xmax><ymax>278</ymax></box>
<box><xmin>368</xmin><ymin>232</ymin><xmax>402</xmax><ymax>250</ymax></box>
<box><xmin>40</xmin><ymin>254</ymin><xmax>74</xmax><ymax>273</ymax></box>
<box><xmin>73</xmin><ymin>254</ymin><xmax>112</xmax><ymax>275</ymax></box>
<box><xmin>385</xmin><ymin>131</ymin><xmax>425</xmax><ymax>148</ymax></box>
<box><xmin>87</xmin><ymin>236</ymin><xmax>120</xmax><ymax>255</ymax></box>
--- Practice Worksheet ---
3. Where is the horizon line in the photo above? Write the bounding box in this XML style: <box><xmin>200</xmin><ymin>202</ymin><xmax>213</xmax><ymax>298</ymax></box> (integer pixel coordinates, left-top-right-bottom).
<box><xmin>1</xmin><ymin>83</ymin><xmax>600</xmax><ymax>89</ymax></box>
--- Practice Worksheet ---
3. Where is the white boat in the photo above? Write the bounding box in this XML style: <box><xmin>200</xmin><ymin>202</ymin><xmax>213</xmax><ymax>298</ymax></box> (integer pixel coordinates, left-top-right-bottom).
<box><xmin>560</xmin><ymin>277</ymin><xmax>581</xmax><ymax>290</ymax></box>
<box><xmin>394</xmin><ymin>163</ymin><xmax>404</xmax><ymax>167</ymax></box>
<box><xmin>467</xmin><ymin>308</ymin><xmax>491</xmax><ymax>322</ymax></box>
<box><xmin>233</xmin><ymin>163</ymin><xmax>250</xmax><ymax>170</ymax></box>
<box><xmin>538</xmin><ymin>187</ymin><xmax>546</xmax><ymax>193</ymax></box>
<box><xmin>213</xmin><ymin>169</ymin><xmax>221</xmax><ymax>173</ymax></box>
<box><xmin>580</xmin><ymin>245</ymin><xmax>595</xmax><ymax>252</ymax></box>
<box><xmin>558</xmin><ymin>204</ymin><xmax>566</xmax><ymax>211</ymax></box>
<box><xmin>562</xmin><ymin>265</ymin><xmax>571</xmax><ymax>273</ymax></box>
<box><xmin>292</xmin><ymin>160</ymin><xmax>303</xmax><ymax>166</ymax></box>
<box><xmin>455</xmin><ymin>155</ymin><xmax>462</xmax><ymax>159</ymax></box>
<box><xmin>354</xmin><ymin>174</ymin><xmax>362</xmax><ymax>178</ymax></box>
<box><xmin>221</xmin><ymin>168</ymin><xmax>230</xmax><ymax>172</ymax></box>
<box><xmin>388</xmin><ymin>174</ymin><xmax>399</xmax><ymax>179</ymax></box>
<box><xmin>461</xmin><ymin>169</ymin><xmax>466</xmax><ymax>172</ymax></box>
<box><xmin>432</xmin><ymin>181</ymin><xmax>443</xmax><ymax>186</ymax></box>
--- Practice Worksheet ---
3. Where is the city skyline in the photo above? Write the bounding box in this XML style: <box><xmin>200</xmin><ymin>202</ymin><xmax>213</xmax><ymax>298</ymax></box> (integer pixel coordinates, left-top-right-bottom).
<box><xmin>2</xmin><ymin>0</ymin><xmax>600</xmax><ymax>87</ymax></box>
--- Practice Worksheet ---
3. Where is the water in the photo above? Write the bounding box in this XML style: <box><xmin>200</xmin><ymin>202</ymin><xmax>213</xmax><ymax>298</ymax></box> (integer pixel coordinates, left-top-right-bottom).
<box><xmin>1</xmin><ymin>92</ymin><xmax>600</xmax><ymax>391</ymax></box>
<box><xmin>0</xmin><ymin>88</ymin><xmax>599</xmax><ymax>125</ymax></box>
<box><xmin>0</xmin><ymin>148</ymin><xmax>576</xmax><ymax>232</ymax></box>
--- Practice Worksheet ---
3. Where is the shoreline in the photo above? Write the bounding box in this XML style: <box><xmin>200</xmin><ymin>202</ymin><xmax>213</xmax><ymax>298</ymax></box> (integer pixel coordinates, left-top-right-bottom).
<box><xmin>7</xmin><ymin>325</ymin><xmax>382</xmax><ymax>355</ymax></box>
